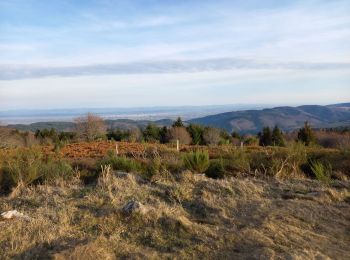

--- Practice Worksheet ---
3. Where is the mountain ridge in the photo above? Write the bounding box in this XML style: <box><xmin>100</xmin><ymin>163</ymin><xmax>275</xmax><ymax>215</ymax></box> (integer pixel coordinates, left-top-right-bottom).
<box><xmin>189</xmin><ymin>103</ymin><xmax>350</xmax><ymax>133</ymax></box>
<box><xmin>3</xmin><ymin>103</ymin><xmax>350</xmax><ymax>133</ymax></box>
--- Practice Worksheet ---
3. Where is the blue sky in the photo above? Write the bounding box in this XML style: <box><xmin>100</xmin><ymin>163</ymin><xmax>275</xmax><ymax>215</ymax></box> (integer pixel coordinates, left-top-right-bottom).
<box><xmin>0</xmin><ymin>0</ymin><xmax>349</xmax><ymax>110</ymax></box>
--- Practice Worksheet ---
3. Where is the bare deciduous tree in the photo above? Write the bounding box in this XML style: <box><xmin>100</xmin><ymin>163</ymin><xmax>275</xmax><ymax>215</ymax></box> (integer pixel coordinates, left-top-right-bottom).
<box><xmin>167</xmin><ymin>127</ymin><xmax>192</xmax><ymax>145</ymax></box>
<box><xmin>128</xmin><ymin>127</ymin><xmax>142</xmax><ymax>143</ymax></box>
<box><xmin>0</xmin><ymin>127</ymin><xmax>11</xmax><ymax>148</ymax></box>
<box><xmin>0</xmin><ymin>127</ymin><xmax>31</xmax><ymax>148</ymax></box>
<box><xmin>74</xmin><ymin>113</ymin><xmax>107</xmax><ymax>141</ymax></box>
<box><xmin>203</xmin><ymin>127</ymin><xmax>221</xmax><ymax>145</ymax></box>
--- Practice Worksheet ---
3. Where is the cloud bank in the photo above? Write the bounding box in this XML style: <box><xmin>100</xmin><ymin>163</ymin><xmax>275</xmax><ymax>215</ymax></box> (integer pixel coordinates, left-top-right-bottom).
<box><xmin>1</xmin><ymin>58</ymin><xmax>350</xmax><ymax>80</ymax></box>
<box><xmin>0</xmin><ymin>0</ymin><xmax>349</xmax><ymax>109</ymax></box>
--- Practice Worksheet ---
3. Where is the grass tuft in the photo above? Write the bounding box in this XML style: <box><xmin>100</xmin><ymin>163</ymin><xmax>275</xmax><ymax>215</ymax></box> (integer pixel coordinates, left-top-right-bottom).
<box><xmin>183</xmin><ymin>150</ymin><xmax>210</xmax><ymax>173</ymax></box>
<box><xmin>310</xmin><ymin>160</ymin><xmax>332</xmax><ymax>185</ymax></box>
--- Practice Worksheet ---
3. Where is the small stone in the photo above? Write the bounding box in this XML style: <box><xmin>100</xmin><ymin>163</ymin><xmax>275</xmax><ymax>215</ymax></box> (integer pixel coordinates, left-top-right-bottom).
<box><xmin>115</xmin><ymin>172</ymin><xmax>129</xmax><ymax>178</ymax></box>
<box><xmin>1</xmin><ymin>210</ymin><xmax>31</xmax><ymax>221</ymax></box>
<box><xmin>122</xmin><ymin>200</ymin><xmax>147</xmax><ymax>215</ymax></box>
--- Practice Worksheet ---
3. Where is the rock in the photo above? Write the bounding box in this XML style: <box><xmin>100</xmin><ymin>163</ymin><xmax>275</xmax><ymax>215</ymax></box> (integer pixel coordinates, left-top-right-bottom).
<box><xmin>122</xmin><ymin>200</ymin><xmax>148</xmax><ymax>215</ymax></box>
<box><xmin>1</xmin><ymin>210</ymin><xmax>31</xmax><ymax>221</ymax></box>
<box><xmin>115</xmin><ymin>171</ymin><xmax>145</xmax><ymax>183</ymax></box>
<box><xmin>115</xmin><ymin>172</ymin><xmax>130</xmax><ymax>178</ymax></box>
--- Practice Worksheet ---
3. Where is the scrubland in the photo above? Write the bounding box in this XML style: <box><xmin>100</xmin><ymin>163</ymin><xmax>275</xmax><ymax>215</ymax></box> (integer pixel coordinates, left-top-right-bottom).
<box><xmin>0</xmin><ymin>142</ymin><xmax>349</xmax><ymax>259</ymax></box>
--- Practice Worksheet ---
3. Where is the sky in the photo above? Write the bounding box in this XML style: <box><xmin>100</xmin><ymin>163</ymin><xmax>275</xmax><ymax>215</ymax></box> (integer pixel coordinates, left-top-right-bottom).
<box><xmin>0</xmin><ymin>0</ymin><xmax>349</xmax><ymax>110</ymax></box>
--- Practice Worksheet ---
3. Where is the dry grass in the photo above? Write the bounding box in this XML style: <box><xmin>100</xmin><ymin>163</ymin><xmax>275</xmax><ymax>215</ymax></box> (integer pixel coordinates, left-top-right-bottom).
<box><xmin>0</xmin><ymin>169</ymin><xmax>349</xmax><ymax>259</ymax></box>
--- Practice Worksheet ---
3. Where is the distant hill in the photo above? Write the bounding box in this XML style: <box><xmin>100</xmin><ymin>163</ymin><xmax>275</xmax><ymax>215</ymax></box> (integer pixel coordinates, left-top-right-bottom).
<box><xmin>7</xmin><ymin>121</ymin><xmax>76</xmax><ymax>132</ymax></box>
<box><xmin>0</xmin><ymin>104</ymin><xmax>270</xmax><ymax>124</ymax></box>
<box><xmin>5</xmin><ymin>103</ymin><xmax>350</xmax><ymax>134</ymax></box>
<box><xmin>6</xmin><ymin>119</ymin><xmax>173</xmax><ymax>132</ymax></box>
<box><xmin>189</xmin><ymin>103</ymin><xmax>350</xmax><ymax>133</ymax></box>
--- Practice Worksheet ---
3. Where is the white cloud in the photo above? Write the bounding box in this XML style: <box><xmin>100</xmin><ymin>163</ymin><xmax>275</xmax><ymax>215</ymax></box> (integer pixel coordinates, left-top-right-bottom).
<box><xmin>0</xmin><ymin>0</ymin><xmax>349</xmax><ymax>109</ymax></box>
<box><xmin>1</xmin><ymin>69</ymin><xmax>349</xmax><ymax>110</ymax></box>
<box><xmin>1</xmin><ymin>58</ymin><xmax>349</xmax><ymax>80</ymax></box>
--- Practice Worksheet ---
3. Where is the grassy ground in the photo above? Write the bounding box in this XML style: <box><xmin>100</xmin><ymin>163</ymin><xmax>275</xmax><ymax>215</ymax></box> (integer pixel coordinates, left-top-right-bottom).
<box><xmin>0</xmin><ymin>143</ymin><xmax>349</xmax><ymax>259</ymax></box>
<box><xmin>0</xmin><ymin>169</ymin><xmax>349</xmax><ymax>259</ymax></box>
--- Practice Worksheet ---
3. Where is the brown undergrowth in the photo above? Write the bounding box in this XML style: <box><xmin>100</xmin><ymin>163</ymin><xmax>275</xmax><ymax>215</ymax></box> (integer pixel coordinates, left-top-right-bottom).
<box><xmin>0</xmin><ymin>169</ymin><xmax>349</xmax><ymax>259</ymax></box>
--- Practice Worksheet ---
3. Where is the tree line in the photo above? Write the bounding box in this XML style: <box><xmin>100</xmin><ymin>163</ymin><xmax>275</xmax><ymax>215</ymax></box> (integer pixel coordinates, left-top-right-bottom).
<box><xmin>33</xmin><ymin>113</ymin><xmax>318</xmax><ymax>147</ymax></box>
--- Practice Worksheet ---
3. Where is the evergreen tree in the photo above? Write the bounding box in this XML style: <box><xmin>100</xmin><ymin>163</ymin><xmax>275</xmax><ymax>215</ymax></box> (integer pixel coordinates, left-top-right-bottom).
<box><xmin>231</xmin><ymin>131</ymin><xmax>241</xmax><ymax>139</ymax></box>
<box><xmin>172</xmin><ymin>117</ymin><xmax>184</xmax><ymax>127</ymax></box>
<box><xmin>220</xmin><ymin>130</ymin><xmax>231</xmax><ymax>144</ymax></box>
<box><xmin>143</xmin><ymin>123</ymin><xmax>161</xmax><ymax>142</ymax></box>
<box><xmin>297</xmin><ymin>121</ymin><xmax>316</xmax><ymax>146</ymax></box>
<box><xmin>186</xmin><ymin>124</ymin><xmax>204</xmax><ymax>145</ymax></box>
<box><xmin>107</xmin><ymin>129</ymin><xmax>129</xmax><ymax>141</ymax></box>
<box><xmin>258</xmin><ymin>127</ymin><xmax>272</xmax><ymax>146</ymax></box>
<box><xmin>272</xmin><ymin>126</ymin><xmax>285</xmax><ymax>146</ymax></box>
<box><xmin>159</xmin><ymin>126</ymin><xmax>168</xmax><ymax>144</ymax></box>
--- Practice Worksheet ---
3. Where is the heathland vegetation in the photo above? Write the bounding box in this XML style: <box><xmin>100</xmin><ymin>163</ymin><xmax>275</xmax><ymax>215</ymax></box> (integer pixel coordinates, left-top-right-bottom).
<box><xmin>0</xmin><ymin>113</ymin><xmax>349</xmax><ymax>258</ymax></box>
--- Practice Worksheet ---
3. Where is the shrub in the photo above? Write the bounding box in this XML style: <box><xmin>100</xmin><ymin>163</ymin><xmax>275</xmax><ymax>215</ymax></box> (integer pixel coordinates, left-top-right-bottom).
<box><xmin>272</xmin><ymin>142</ymin><xmax>308</xmax><ymax>178</ymax></box>
<box><xmin>248</xmin><ymin>151</ymin><xmax>271</xmax><ymax>176</ymax></box>
<box><xmin>309</xmin><ymin>160</ymin><xmax>332</xmax><ymax>185</ymax></box>
<box><xmin>203</xmin><ymin>127</ymin><xmax>221</xmax><ymax>145</ymax></box>
<box><xmin>54</xmin><ymin>140</ymin><xmax>65</xmax><ymax>153</ymax></box>
<box><xmin>0</xmin><ymin>128</ymin><xmax>26</xmax><ymax>148</ymax></box>
<box><xmin>272</xmin><ymin>126</ymin><xmax>285</xmax><ymax>146</ymax></box>
<box><xmin>225</xmin><ymin>149</ymin><xmax>250</xmax><ymax>173</ymax></box>
<box><xmin>205</xmin><ymin>159</ymin><xmax>225</xmax><ymax>179</ymax></box>
<box><xmin>297</xmin><ymin>121</ymin><xmax>316</xmax><ymax>146</ymax></box>
<box><xmin>0</xmin><ymin>149</ymin><xmax>73</xmax><ymax>194</ymax></box>
<box><xmin>128</xmin><ymin>128</ymin><xmax>143</xmax><ymax>142</ymax></box>
<box><xmin>187</xmin><ymin>124</ymin><xmax>204</xmax><ymax>145</ymax></box>
<box><xmin>248</xmin><ymin>144</ymin><xmax>308</xmax><ymax>178</ymax></box>
<box><xmin>143</xmin><ymin>157</ymin><xmax>168</xmax><ymax>180</ymax></box>
<box><xmin>220</xmin><ymin>130</ymin><xmax>232</xmax><ymax>145</ymax></box>
<box><xmin>243</xmin><ymin>135</ymin><xmax>259</xmax><ymax>146</ymax></box>
<box><xmin>143</xmin><ymin>123</ymin><xmax>161</xmax><ymax>143</ymax></box>
<box><xmin>315</xmin><ymin>131</ymin><xmax>350</xmax><ymax>149</ymax></box>
<box><xmin>99</xmin><ymin>152</ymin><xmax>142</xmax><ymax>173</ymax></box>
<box><xmin>107</xmin><ymin>129</ymin><xmax>129</xmax><ymax>141</ymax></box>
<box><xmin>38</xmin><ymin>158</ymin><xmax>73</xmax><ymax>182</ymax></box>
<box><xmin>167</xmin><ymin>127</ymin><xmax>192</xmax><ymax>145</ymax></box>
<box><xmin>183</xmin><ymin>150</ymin><xmax>210</xmax><ymax>173</ymax></box>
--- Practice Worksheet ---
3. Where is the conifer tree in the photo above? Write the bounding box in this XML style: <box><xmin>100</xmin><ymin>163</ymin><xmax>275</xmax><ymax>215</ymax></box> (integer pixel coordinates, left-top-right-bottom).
<box><xmin>172</xmin><ymin>117</ymin><xmax>184</xmax><ymax>127</ymax></box>
<box><xmin>297</xmin><ymin>121</ymin><xmax>316</xmax><ymax>146</ymax></box>
<box><xmin>258</xmin><ymin>127</ymin><xmax>272</xmax><ymax>146</ymax></box>
<box><xmin>272</xmin><ymin>126</ymin><xmax>285</xmax><ymax>146</ymax></box>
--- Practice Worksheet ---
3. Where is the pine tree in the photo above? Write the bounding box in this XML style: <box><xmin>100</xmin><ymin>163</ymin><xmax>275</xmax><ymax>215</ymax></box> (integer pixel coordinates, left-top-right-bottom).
<box><xmin>297</xmin><ymin>121</ymin><xmax>316</xmax><ymax>146</ymax></box>
<box><xmin>231</xmin><ymin>131</ymin><xmax>241</xmax><ymax>139</ymax></box>
<box><xmin>272</xmin><ymin>126</ymin><xmax>285</xmax><ymax>146</ymax></box>
<box><xmin>159</xmin><ymin>126</ymin><xmax>168</xmax><ymax>144</ymax></box>
<box><xmin>186</xmin><ymin>124</ymin><xmax>204</xmax><ymax>145</ymax></box>
<box><xmin>143</xmin><ymin>123</ymin><xmax>161</xmax><ymax>142</ymax></box>
<box><xmin>172</xmin><ymin>117</ymin><xmax>184</xmax><ymax>127</ymax></box>
<box><xmin>258</xmin><ymin>127</ymin><xmax>272</xmax><ymax>146</ymax></box>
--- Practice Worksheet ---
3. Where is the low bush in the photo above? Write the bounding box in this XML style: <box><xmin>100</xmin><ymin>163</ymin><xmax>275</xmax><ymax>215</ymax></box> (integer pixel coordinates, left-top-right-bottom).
<box><xmin>0</xmin><ymin>148</ymin><xmax>73</xmax><ymax>194</ymax></box>
<box><xmin>224</xmin><ymin>149</ymin><xmax>251</xmax><ymax>173</ymax></box>
<box><xmin>183</xmin><ymin>150</ymin><xmax>210</xmax><ymax>173</ymax></box>
<box><xmin>309</xmin><ymin>160</ymin><xmax>332</xmax><ymax>185</ymax></box>
<box><xmin>99</xmin><ymin>151</ymin><xmax>142</xmax><ymax>173</ymax></box>
<box><xmin>205</xmin><ymin>159</ymin><xmax>226</xmax><ymax>179</ymax></box>
<box><xmin>144</xmin><ymin>158</ymin><xmax>163</xmax><ymax>179</ymax></box>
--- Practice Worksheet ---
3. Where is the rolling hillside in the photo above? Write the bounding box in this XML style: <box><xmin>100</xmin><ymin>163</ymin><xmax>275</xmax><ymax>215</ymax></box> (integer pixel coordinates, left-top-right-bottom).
<box><xmin>189</xmin><ymin>103</ymin><xmax>350</xmax><ymax>133</ymax></box>
<box><xmin>4</xmin><ymin>103</ymin><xmax>350</xmax><ymax>133</ymax></box>
<box><xmin>6</xmin><ymin>119</ymin><xmax>173</xmax><ymax>132</ymax></box>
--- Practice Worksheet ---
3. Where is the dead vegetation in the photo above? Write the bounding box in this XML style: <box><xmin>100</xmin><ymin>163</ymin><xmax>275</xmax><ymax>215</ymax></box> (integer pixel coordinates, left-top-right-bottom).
<box><xmin>0</xmin><ymin>142</ymin><xmax>349</xmax><ymax>259</ymax></box>
<box><xmin>0</xmin><ymin>167</ymin><xmax>349</xmax><ymax>259</ymax></box>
